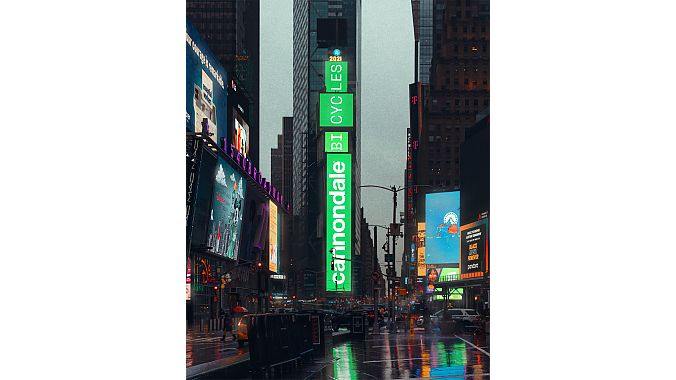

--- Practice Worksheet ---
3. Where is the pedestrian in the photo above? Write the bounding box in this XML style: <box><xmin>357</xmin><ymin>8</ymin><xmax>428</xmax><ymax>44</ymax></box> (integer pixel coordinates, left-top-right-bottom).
<box><xmin>221</xmin><ymin>309</ymin><xmax>232</xmax><ymax>342</ymax></box>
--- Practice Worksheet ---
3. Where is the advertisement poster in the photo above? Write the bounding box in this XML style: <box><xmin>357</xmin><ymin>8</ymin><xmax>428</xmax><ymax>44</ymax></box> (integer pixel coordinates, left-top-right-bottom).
<box><xmin>460</xmin><ymin>218</ymin><xmax>488</xmax><ymax>279</ymax></box>
<box><xmin>186</xmin><ymin>21</ymin><xmax>228</xmax><ymax>143</ymax></box>
<box><xmin>268</xmin><ymin>200</ymin><xmax>279</xmax><ymax>273</ymax></box>
<box><xmin>425</xmin><ymin>191</ymin><xmax>461</xmax><ymax>264</ymax></box>
<box><xmin>233</xmin><ymin>110</ymin><xmax>250</xmax><ymax>158</ymax></box>
<box><xmin>207</xmin><ymin>156</ymin><xmax>246</xmax><ymax>260</ymax></box>
<box><xmin>426</xmin><ymin>267</ymin><xmax>462</xmax><ymax>300</ymax></box>
<box><xmin>416</xmin><ymin>222</ymin><xmax>426</xmax><ymax>276</ymax></box>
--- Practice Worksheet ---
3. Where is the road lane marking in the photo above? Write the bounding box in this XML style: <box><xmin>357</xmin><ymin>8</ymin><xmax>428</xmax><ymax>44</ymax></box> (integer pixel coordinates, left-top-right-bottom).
<box><xmin>454</xmin><ymin>335</ymin><xmax>490</xmax><ymax>356</ymax></box>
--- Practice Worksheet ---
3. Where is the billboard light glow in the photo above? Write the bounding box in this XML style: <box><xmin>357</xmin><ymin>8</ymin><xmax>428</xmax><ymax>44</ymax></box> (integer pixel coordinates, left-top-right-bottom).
<box><xmin>325</xmin><ymin>61</ymin><xmax>348</xmax><ymax>92</ymax></box>
<box><xmin>320</xmin><ymin>93</ymin><xmax>354</xmax><ymax>127</ymax></box>
<box><xmin>326</xmin><ymin>154</ymin><xmax>352</xmax><ymax>292</ymax></box>
<box><xmin>325</xmin><ymin>132</ymin><xmax>349</xmax><ymax>153</ymax></box>
<box><xmin>269</xmin><ymin>200</ymin><xmax>279</xmax><ymax>273</ymax></box>
<box><xmin>425</xmin><ymin>192</ymin><xmax>461</xmax><ymax>264</ymax></box>
<box><xmin>207</xmin><ymin>156</ymin><xmax>246</xmax><ymax>260</ymax></box>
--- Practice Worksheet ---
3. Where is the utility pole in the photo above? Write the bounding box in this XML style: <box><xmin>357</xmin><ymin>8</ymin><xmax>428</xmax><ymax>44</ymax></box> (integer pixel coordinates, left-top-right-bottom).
<box><xmin>389</xmin><ymin>187</ymin><xmax>397</xmax><ymax>333</ymax></box>
<box><xmin>373</xmin><ymin>226</ymin><xmax>378</xmax><ymax>332</ymax></box>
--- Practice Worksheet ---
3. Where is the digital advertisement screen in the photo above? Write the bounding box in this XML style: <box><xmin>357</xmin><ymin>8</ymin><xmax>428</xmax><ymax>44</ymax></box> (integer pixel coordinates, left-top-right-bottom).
<box><xmin>325</xmin><ymin>153</ymin><xmax>352</xmax><ymax>292</ymax></box>
<box><xmin>417</xmin><ymin>222</ymin><xmax>426</xmax><ymax>276</ymax></box>
<box><xmin>460</xmin><ymin>218</ymin><xmax>488</xmax><ymax>279</ymax></box>
<box><xmin>325</xmin><ymin>131</ymin><xmax>349</xmax><ymax>153</ymax></box>
<box><xmin>233</xmin><ymin>109</ymin><xmax>250</xmax><ymax>158</ymax></box>
<box><xmin>319</xmin><ymin>93</ymin><xmax>354</xmax><ymax>127</ymax></box>
<box><xmin>425</xmin><ymin>191</ymin><xmax>461</xmax><ymax>264</ymax></box>
<box><xmin>268</xmin><ymin>200</ymin><xmax>280</xmax><ymax>273</ymax></box>
<box><xmin>324</xmin><ymin>61</ymin><xmax>348</xmax><ymax>92</ymax></box>
<box><xmin>207</xmin><ymin>156</ymin><xmax>246</xmax><ymax>260</ymax></box>
<box><xmin>426</xmin><ymin>267</ymin><xmax>460</xmax><ymax>296</ymax></box>
<box><xmin>186</xmin><ymin>21</ymin><xmax>228</xmax><ymax>143</ymax></box>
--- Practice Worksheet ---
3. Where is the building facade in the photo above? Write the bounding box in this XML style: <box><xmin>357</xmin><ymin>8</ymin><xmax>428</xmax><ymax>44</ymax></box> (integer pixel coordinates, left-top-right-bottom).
<box><xmin>292</xmin><ymin>0</ymin><xmax>363</xmax><ymax>299</ymax></box>
<box><xmin>187</xmin><ymin>0</ymin><xmax>261</xmax><ymax>167</ymax></box>
<box><xmin>405</xmin><ymin>0</ymin><xmax>489</xmax><ymax>294</ymax></box>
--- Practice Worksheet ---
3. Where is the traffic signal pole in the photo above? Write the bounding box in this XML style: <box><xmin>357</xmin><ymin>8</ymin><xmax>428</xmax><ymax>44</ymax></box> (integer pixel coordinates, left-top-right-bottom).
<box><xmin>389</xmin><ymin>187</ymin><xmax>398</xmax><ymax>333</ymax></box>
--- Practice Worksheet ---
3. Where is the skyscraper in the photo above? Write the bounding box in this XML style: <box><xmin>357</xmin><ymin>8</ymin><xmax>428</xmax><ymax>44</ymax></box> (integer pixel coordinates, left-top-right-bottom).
<box><xmin>419</xmin><ymin>0</ymin><xmax>489</xmax><ymax>189</ymax></box>
<box><xmin>292</xmin><ymin>0</ymin><xmax>362</xmax><ymax>298</ymax></box>
<box><xmin>406</xmin><ymin>0</ymin><xmax>489</xmax><ymax>290</ymax></box>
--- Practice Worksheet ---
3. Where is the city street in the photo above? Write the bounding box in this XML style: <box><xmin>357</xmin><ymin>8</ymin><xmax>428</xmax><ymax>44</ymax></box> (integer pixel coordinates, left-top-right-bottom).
<box><xmin>298</xmin><ymin>331</ymin><xmax>489</xmax><ymax>379</ymax></box>
<box><xmin>192</xmin><ymin>328</ymin><xmax>489</xmax><ymax>379</ymax></box>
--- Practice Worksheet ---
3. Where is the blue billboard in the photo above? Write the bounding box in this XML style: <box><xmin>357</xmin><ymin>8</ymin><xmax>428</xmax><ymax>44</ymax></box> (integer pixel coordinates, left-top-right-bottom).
<box><xmin>207</xmin><ymin>156</ymin><xmax>246</xmax><ymax>260</ymax></box>
<box><xmin>424</xmin><ymin>191</ymin><xmax>461</xmax><ymax>264</ymax></box>
<box><xmin>186</xmin><ymin>20</ymin><xmax>228</xmax><ymax>145</ymax></box>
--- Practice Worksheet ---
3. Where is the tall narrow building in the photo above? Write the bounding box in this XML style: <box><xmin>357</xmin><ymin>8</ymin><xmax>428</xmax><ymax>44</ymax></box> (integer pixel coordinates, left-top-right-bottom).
<box><xmin>292</xmin><ymin>0</ymin><xmax>362</xmax><ymax>299</ymax></box>
<box><xmin>406</xmin><ymin>0</ymin><xmax>489</xmax><ymax>291</ymax></box>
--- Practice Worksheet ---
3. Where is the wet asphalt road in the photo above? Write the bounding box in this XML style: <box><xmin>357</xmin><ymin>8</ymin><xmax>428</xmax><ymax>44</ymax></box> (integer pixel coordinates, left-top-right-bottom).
<box><xmin>191</xmin><ymin>329</ymin><xmax>489</xmax><ymax>379</ymax></box>
<box><xmin>300</xmin><ymin>331</ymin><xmax>489</xmax><ymax>379</ymax></box>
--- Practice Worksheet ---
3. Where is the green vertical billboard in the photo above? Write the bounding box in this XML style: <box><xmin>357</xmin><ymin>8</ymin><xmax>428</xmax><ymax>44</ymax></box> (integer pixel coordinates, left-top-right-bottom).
<box><xmin>324</xmin><ymin>61</ymin><xmax>348</xmax><ymax>92</ymax></box>
<box><xmin>326</xmin><ymin>153</ymin><xmax>352</xmax><ymax>292</ymax></box>
<box><xmin>319</xmin><ymin>93</ymin><xmax>353</xmax><ymax>127</ymax></box>
<box><xmin>325</xmin><ymin>132</ymin><xmax>349</xmax><ymax>153</ymax></box>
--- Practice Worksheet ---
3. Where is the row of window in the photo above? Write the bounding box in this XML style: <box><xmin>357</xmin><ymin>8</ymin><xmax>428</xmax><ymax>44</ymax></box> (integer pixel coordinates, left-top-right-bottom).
<box><xmin>452</xmin><ymin>25</ymin><xmax>488</xmax><ymax>34</ymax></box>
<box><xmin>429</xmin><ymin>133</ymin><xmax>461</xmax><ymax>141</ymax></box>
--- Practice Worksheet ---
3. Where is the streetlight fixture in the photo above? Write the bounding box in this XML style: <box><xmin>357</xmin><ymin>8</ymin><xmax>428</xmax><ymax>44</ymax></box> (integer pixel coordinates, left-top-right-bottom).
<box><xmin>360</xmin><ymin>184</ymin><xmax>433</xmax><ymax>333</ymax></box>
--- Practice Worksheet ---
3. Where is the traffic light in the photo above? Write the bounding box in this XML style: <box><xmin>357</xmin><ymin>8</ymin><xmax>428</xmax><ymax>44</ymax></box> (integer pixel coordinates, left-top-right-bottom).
<box><xmin>257</xmin><ymin>261</ymin><xmax>262</xmax><ymax>269</ymax></box>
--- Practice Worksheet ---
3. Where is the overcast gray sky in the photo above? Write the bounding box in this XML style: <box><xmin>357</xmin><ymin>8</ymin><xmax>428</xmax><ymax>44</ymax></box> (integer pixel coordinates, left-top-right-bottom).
<box><xmin>260</xmin><ymin>0</ymin><xmax>414</xmax><ymax>265</ymax></box>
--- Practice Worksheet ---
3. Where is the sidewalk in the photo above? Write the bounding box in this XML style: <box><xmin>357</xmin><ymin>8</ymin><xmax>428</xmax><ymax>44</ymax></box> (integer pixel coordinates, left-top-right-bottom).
<box><xmin>186</xmin><ymin>328</ymin><xmax>357</xmax><ymax>379</ymax></box>
<box><xmin>186</xmin><ymin>328</ymin><xmax>249</xmax><ymax>378</ymax></box>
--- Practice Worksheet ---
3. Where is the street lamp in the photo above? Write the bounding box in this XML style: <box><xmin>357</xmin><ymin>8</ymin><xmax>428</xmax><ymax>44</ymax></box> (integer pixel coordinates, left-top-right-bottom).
<box><xmin>360</xmin><ymin>184</ymin><xmax>433</xmax><ymax>333</ymax></box>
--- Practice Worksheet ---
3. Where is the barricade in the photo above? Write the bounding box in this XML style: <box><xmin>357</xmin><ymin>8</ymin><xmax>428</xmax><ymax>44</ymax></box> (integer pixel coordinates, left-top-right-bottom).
<box><xmin>247</xmin><ymin>312</ymin><xmax>315</xmax><ymax>374</ymax></box>
<box><xmin>350</xmin><ymin>313</ymin><xmax>368</xmax><ymax>340</ymax></box>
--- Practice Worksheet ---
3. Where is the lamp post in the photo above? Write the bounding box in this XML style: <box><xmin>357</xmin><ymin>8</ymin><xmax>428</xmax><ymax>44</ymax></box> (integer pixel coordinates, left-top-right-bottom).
<box><xmin>361</xmin><ymin>184</ymin><xmax>432</xmax><ymax>333</ymax></box>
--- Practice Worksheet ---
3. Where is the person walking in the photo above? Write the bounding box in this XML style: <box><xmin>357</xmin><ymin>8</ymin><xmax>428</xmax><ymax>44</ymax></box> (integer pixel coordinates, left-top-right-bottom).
<box><xmin>221</xmin><ymin>309</ymin><xmax>232</xmax><ymax>342</ymax></box>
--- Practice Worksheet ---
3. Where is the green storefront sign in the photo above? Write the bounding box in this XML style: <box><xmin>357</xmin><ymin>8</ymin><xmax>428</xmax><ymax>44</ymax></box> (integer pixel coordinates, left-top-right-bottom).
<box><xmin>324</xmin><ymin>61</ymin><xmax>348</xmax><ymax>92</ymax></box>
<box><xmin>319</xmin><ymin>93</ymin><xmax>353</xmax><ymax>127</ymax></box>
<box><xmin>325</xmin><ymin>132</ymin><xmax>349</xmax><ymax>153</ymax></box>
<box><xmin>326</xmin><ymin>153</ymin><xmax>352</xmax><ymax>292</ymax></box>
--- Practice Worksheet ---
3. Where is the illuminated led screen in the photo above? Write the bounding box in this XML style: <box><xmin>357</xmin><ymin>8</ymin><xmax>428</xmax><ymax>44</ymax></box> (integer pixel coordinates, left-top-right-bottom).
<box><xmin>424</xmin><ymin>191</ymin><xmax>461</xmax><ymax>264</ymax></box>
<box><xmin>186</xmin><ymin>21</ymin><xmax>227</xmax><ymax>143</ymax></box>
<box><xmin>268</xmin><ymin>200</ymin><xmax>280</xmax><ymax>273</ymax></box>
<box><xmin>207</xmin><ymin>156</ymin><xmax>246</xmax><ymax>260</ymax></box>
<box><xmin>325</xmin><ymin>153</ymin><xmax>352</xmax><ymax>292</ymax></box>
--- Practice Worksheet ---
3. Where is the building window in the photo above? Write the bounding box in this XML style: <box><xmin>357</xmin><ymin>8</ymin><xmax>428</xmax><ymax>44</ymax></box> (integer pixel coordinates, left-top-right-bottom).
<box><xmin>465</xmin><ymin>99</ymin><xmax>469</xmax><ymax>106</ymax></box>
<box><xmin>455</xmin><ymin>99</ymin><xmax>460</xmax><ymax>106</ymax></box>
<box><xmin>474</xmin><ymin>99</ymin><xmax>479</xmax><ymax>106</ymax></box>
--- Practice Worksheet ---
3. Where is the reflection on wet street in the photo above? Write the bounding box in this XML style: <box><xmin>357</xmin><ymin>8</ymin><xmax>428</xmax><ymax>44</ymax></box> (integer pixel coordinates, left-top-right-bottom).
<box><xmin>302</xmin><ymin>331</ymin><xmax>489</xmax><ymax>379</ymax></box>
<box><xmin>186</xmin><ymin>330</ymin><xmax>248</xmax><ymax>368</ymax></box>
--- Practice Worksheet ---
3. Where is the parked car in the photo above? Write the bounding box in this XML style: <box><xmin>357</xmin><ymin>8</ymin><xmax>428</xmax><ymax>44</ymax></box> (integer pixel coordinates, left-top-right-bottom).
<box><xmin>417</xmin><ymin>308</ymin><xmax>481</xmax><ymax>327</ymax></box>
